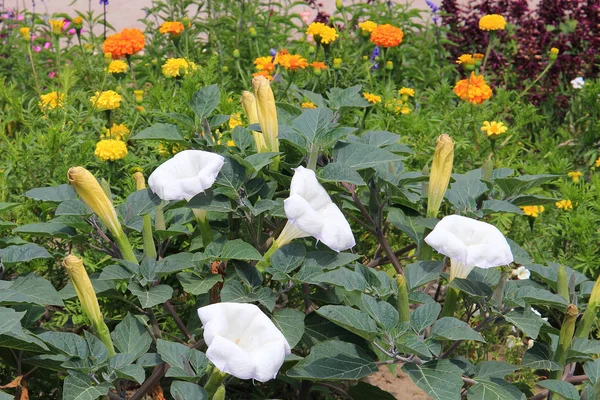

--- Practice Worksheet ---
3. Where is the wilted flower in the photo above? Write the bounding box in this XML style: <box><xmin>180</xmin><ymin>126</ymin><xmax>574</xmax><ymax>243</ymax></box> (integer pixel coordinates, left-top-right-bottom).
<box><xmin>479</xmin><ymin>14</ymin><xmax>506</xmax><ymax>31</ymax></box>
<box><xmin>506</xmin><ymin>336</ymin><xmax>520</xmax><ymax>348</ymax></box>
<box><xmin>481</xmin><ymin>121</ymin><xmax>507</xmax><ymax>136</ymax></box>
<box><xmin>555</xmin><ymin>199</ymin><xmax>573</xmax><ymax>210</ymax></box>
<box><xmin>90</xmin><ymin>90</ymin><xmax>122</xmax><ymax>111</ymax></box>
<box><xmin>568</xmin><ymin>171</ymin><xmax>583</xmax><ymax>183</ymax></box>
<box><xmin>570</xmin><ymin>77</ymin><xmax>584</xmax><ymax>89</ymax></box>
<box><xmin>425</xmin><ymin>215</ymin><xmax>513</xmax><ymax>282</ymax></box>
<box><xmin>197</xmin><ymin>303</ymin><xmax>291</xmax><ymax>382</ymax></box>
<box><xmin>521</xmin><ymin>205</ymin><xmax>544</xmax><ymax>218</ymax></box>
<box><xmin>148</xmin><ymin>150</ymin><xmax>225</xmax><ymax>201</ymax></box>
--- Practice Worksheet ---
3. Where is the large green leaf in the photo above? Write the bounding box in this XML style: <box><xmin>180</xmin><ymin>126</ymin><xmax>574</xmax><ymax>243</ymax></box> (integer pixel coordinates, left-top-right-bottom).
<box><xmin>347</xmin><ymin>382</ymin><xmax>395</xmax><ymax>400</ymax></box>
<box><xmin>0</xmin><ymin>243</ymin><xmax>52</xmax><ymax>264</ymax></box>
<box><xmin>318</xmin><ymin>162</ymin><xmax>366</xmax><ymax>185</ymax></box>
<box><xmin>124</xmin><ymin>189</ymin><xmax>161</xmax><ymax>216</ymax></box>
<box><xmin>410</xmin><ymin>302</ymin><xmax>441</xmax><ymax>333</ymax></box>
<box><xmin>473</xmin><ymin>361</ymin><xmax>518</xmax><ymax>380</ymax></box>
<box><xmin>156</xmin><ymin>339</ymin><xmax>208</xmax><ymax>379</ymax></box>
<box><xmin>219</xmin><ymin>239</ymin><xmax>262</xmax><ymax>261</ymax></box>
<box><xmin>481</xmin><ymin>200</ymin><xmax>523</xmax><ymax>215</ymax></box>
<box><xmin>312</xmin><ymin>268</ymin><xmax>367</xmax><ymax>292</ymax></box>
<box><xmin>327</xmin><ymin>85</ymin><xmax>370</xmax><ymax>110</ymax></box>
<box><xmin>267</xmin><ymin>243</ymin><xmax>305</xmax><ymax>278</ymax></box>
<box><xmin>522</xmin><ymin>342</ymin><xmax>562</xmax><ymax>371</ymax></box>
<box><xmin>507</xmin><ymin>286</ymin><xmax>568</xmax><ymax>310</ymax></box>
<box><xmin>334</xmin><ymin>142</ymin><xmax>401</xmax><ymax>170</ymax></box>
<box><xmin>13</xmin><ymin>222</ymin><xmax>77</xmax><ymax>237</ymax></box>
<box><xmin>170</xmin><ymin>381</ymin><xmax>208</xmax><ymax>400</ymax></box>
<box><xmin>131</xmin><ymin>123</ymin><xmax>186</xmax><ymax>142</ymax></box>
<box><xmin>0</xmin><ymin>274</ymin><xmax>64</xmax><ymax>306</ymax></box>
<box><xmin>108</xmin><ymin>354</ymin><xmax>145</xmax><ymax>384</ymax></box>
<box><xmin>361</xmin><ymin>294</ymin><xmax>399</xmax><ymax>331</ymax></box>
<box><xmin>303</xmin><ymin>251</ymin><xmax>361</xmax><ymax>270</ymax></box>
<box><xmin>495</xmin><ymin>174</ymin><xmax>558</xmax><ymax>197</ymax></box>
<box><xmin>446</xmin><ymin>175</ymin><xmax>488</xmax><ymax>214</ymax></box>
<box><xmin>23</xmin><ymin>184</ymin><xmax>76</xmax><ymax>202</ymax></box>
<box><xmin>430</xmin><ymin>317</ymin><xmax>485</xmax><ymax>342</ymax></box>
<box><xmin>402</xmin><ymin>360</ymin><xmax>464</xmax><ymax>400</ymax></box>
<box><xmin>56</xmin><ymin>199</ymin><xmax>90</xmax><ymax>216</ymax></box>
<box><xmin>537</xmin><ymin>380</ymin><xmax>579</xmax><ymax>400</ymax></box>
<box><xmin>504</xmin><ymin>308</ymin><xmax>545</xmax><ymax>339</ymax></box>
<box><xmin>315</xmin><ymin>305</ymin><xmax>378</xmax><ymax>340</ymax></box>
<box><xmin>404</xmin><ymin>261</ymin><xmax>444</xmax><ymax>290</ymax></box>
<box><xmin>128</xmin><ymin>283</ymin><xmax>173</xmax><ymax>309</ymax></box>
<box><xmin>0</xmin><ymin>202</ymin><xmax>19</xmax><ymax>213</ymax></box>
<box><xmin>111</xmin><ymin>313</ymin><xmax>152</xmax><ymax>360</ymax></box>
<box><xmin>287</xmin><ymin>340</ymin><xmax>377</xmax><ymax>380</ymax></box>
<box><xmin>272</xmin><ymin>308</ymin><xmax>305</xmax><ymax>348</ymax></box>
<box><xmin>38</xmin><ymin>331</ymin><xmax>88</xmax><ymax>358</ymax></box>
<box><xmin>467</xmin><ymin>378</ymin><xmax>525</xmax><ymax>400</ymax></box>
<box><xmin>62</xmin><ymin>371</ymin><xmax>112</xmax><ymax>400</ymax></box>
<box><xmin>186</xmin><ymin>192</ymin><xmax>234</xmax><ymax>212</ymax></box>
<box><xmin>190</xmin><ymin>84</ymin><xmax>219</xmax><ymax>120</ymax></box>
<box><xmin>0</xmin><ymin>308</ymin><xmax>25</xmax><ymax>335</ymax></box>
<box><xmin>177</xmin><ymin>273</ymin><xmax>222</xmax><ymax>295</ymax></box>
<box><xmin>292</xmin><ymin>107</ymin><xmax>334</xmax><ymax>143</ymax></box>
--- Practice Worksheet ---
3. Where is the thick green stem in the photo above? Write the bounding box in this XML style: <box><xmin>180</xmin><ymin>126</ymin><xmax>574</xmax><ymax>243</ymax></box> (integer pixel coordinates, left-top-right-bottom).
<box><xmin>142</xmin><ymin>215</ymin><xmax>156</xmax><ymax>259</ymax></box>
<box><xmin>155</xmin><ymin>202</ymin><xmax>166</xmax><ymax>231</ymax></box>
<box><xmin>93</xmin><ymin>319</ymin><xmax>116</xmax><ymax>357</ymax></box>
<box><xmin>307</xmin><ymin>143</ymin><xmax>319</xmax><ymax>171</ymax></box>
<box><xmin>396</xmin><ymin>275</ymin><xmax>410</xmax><ymax>323</ymax></box>
<box><xmin>256</xmin><ymin>240</ymin><xmax>280</xmax><ymax>272</ymax></box>
<box><xmin>440</xmin><ymin>286</ymin><xmax>459</xmax><ymax>318</ymax></box>
<box><xmin>557</xmin><ymin>265</ymin><xmax>569</xmax><ymax>302</ymax></box>
<box><xmin>204</xmin><ymin>369</ymin><xmax>227</xmax><ymax>399</ymax></box>
<box><xmin>193</xmin><ymin>209</ymin><xmax>213</xmax><ymax>247</ymax></box>
<box><xmin>575</xmin><ymin>275</ymin><xmax>600</xmax><ymax>338</ymax></box>
<box><xmin>114</xmin><ymin>231</ymin><xmax>137</xmax><ymax>264</ymax></box>
<box><xmin>418</xmin><ymin>227</ymin><xmax>433</xmax><ymax>260</ymax></box>
<box><xmin>551</xmin><ymin>304</ymin><xmax>578</xmax><ymax>380</ymax></box>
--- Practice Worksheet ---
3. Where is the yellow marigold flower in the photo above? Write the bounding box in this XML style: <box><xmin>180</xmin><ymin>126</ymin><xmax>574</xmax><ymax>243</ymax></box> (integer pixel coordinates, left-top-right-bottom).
<box><xmin>159</xmin><ymin>21</ymin><xmax>185</xmax><ymax>35</ymax></box>
<box><xmin>398</xmin><ymin>87</ymin><xmax>415</xmax><ymax>97</ymax></box>
<box><xmin>95</xmin><ymin>139</ymin><xmax>128</xmax><ymax>161</ymax></box>
<box><xmin>595</xmin><ymin>157</ymin><xmax>600</xmax><ymax>168</ymax></box>
<box><xmin>102</xmin><ymin>123</ymin><xmax>130</xmax><ymax>140</ymax></box>
<box><xmin>73</xmin><ymin>16</ymin><xmax>83</xmax><ymax>26</ymax></box>
<box><xmin>302</xmin><ymin>101</ymin><xmax>316</xmax><ymax>109</ymax></box>
<box><xmin>358</xmin><ymin>20</ymin><xmax>378</xmax><ymax>33</ymax></box>
<box><xmin>363</xmin><ymin>92</ymin><xmax>382</xmax><ymax>104</ymax></box>
<box><xmin>400</xmin><ymin>106</ymin><xmax>411</xmax><ymax>115</ymax></box>
<box><xmin>254</xmin><ymin>56</ymin><xmax>276</xmax><ymax>73</ymax></box>
<box><xmin>253</xmin><ymin>71</ymin><xmax>274</xmax><ymax>81</ymax></box>
<box><xmin>39</xmin><ymin>91</ymin><xmax>66</xmax><ymax>111</ymax></box>
<box><xmin>90</xmin><ymin>90</ymin><xmax>122</xmax><ymax>111</ymax></box>
<box><xmin>453</xmin><ymin>72</ymin><xmax>492</xmax><ymax>105</ymax></box>
<box><xmin>456</xmin><ymin>54</ymin><xmax>475</xmax><ymax>65</ymax></box>
<box><xmin>19</xmin><ymin>27</ymin><xmax>31</xmax><ymax>41</ymax></box>
<box><xmin>370</xmin><ymin>24</ymin><xmax>403</xmax><ymax>48</ymax></box>
<box><xmin>107</xmin><ymin>59</ymin><xmax>128</xmax><ymax>74</ymax></box>
<box><xmin>162</xmin><ymin>58</ymin><xmax>196</xmax><ymax>78</ymax></box>
<box><xmin>157</xmin><ymin>143</ymin><xmax>183</xmax><ymax>156</ymax></box>
<box><xmin>49</xmin><ymin>19</ymin><xmax>64</xmax><ymax>35</ymax></box>
<box><xmin>306</xmin><ymin>22</ymin><xmax>338</xmax><ymax>44</ymax></box>
<box><xmin>310</xmin><ymin>61</ymin><xmax>327</xmax><ymax>70</ymax></box>
<box><xmin>278</xmin><ymin>53</ymin><xmax>308</xmax><ymax>71</ymax></box>
<box><xmin>479</xmin><ymin>14</ymin><xmax>506</xmax><ymax>31</ymax></box>
<box><xmin>568</xmin><ymin>171</ymin><xmax>583</xmax><ymax>183</ymax></box>
<box><xmin>229</xmin><ymin>113</ymin><xmax>242</xmax><ymax>130</ymax></box>
<box><xmin>550</xmin><ymin>47</ymin><xmax>559</xmax><ymax>55</ymax></box>
<box><xmin>133</xmin><ymin>90</ymin><xmax>144</xmax><ymax>103</ymax></box>
<box><xmin>555</xmin><ymin>200</ymin><xmax>573</xmax><ymax>210</ymax></box>
<box><xmin>521</xmin><ymin>205</ymin><xmax>545</xmax><ymax>218</ymax></box>
<box><xmin>481</xmin><ymin>121</ymin><xmax>507</xmax><ymax>136</ymax></box>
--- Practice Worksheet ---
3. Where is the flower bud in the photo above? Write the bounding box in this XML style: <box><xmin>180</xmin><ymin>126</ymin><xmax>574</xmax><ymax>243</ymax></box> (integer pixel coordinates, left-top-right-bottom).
<box><xmin>333</xmin><ymin>57</ymin><xmax>342</xmax><ymax>70</ymax></box>
<box><xmin>241</xmin><ymin>91</ymin><xmax>267</xmax><ymax>152</ymax></box>
<box><xmin>104</xmin><ymin>52</ymin><xmax>113</xmax><ymax>64</ymax></box>
<box><xmin>233</xmin><ymin>49</ymin><xmax>240</xmax><ymax>59</ymax></box>
<box><xmin>396</xmin><ymin>275</ymin><xmax>409</xmax><ymax>323</ymax></box>
<box><xmin>73</xmin><ymin>16</ymin><xmax>83</xmax><ymax>30</ymax></box>
<box><xmin>308</xmin><ymin>45</ymin><xmax>316</xmax><ymax>54</ymax></box>
<box><xmin>221</xmin><ymin>65</ymin><xmax>229</xmax><ymax>73</ymax></box>
<box><xmin>386</xmin><ymin>60</ymin><xmax>393</xmax><ymax>70</ymax></box>
<box><xmin>182</xmin><ymin>17</ymin><xmax>190</xmax><ymax>27</ymax></box>
<box><xmin>427</xmin><ymin>134</ymin><xmax>454</xmax><ymax>218</ymax></box>
<box><xmin>133</xmin><ymin>171</ymin><xmax>146</xmax><ymax>190</ymax></box>
<box><xmin>49</xmin><ymin>19</ymin><xmax>63</xmax><ymax>36</ymax></box>
<box><xmin>313</xmin><ymin>68</ymin><xmax>322</xmax><ymax>76</ymax></box>
<box><xmin>19</xmin><ymin>27</ymin><xmax>31</xmax><ymax>41</ymax></box>
<box><xmin>249</xmin><ymin>27</ymin><xmax>257</xmax><ymax>38</ymax></box>
<box><xmin>336</xmin><ymin>0</ymin><xmax>344</xmax><ymax>10</ymax></box>
<box><xmin>362</xmin><ymin>55</ymin><xmax>368</xmax><ymax>61</ymax></box>
<box><xmin>133</xmin><ymin>90</ymin><xmax>144</xmax><ymax>104</ymax></box>
<box><xmin>549</xmin><ymin>47</ymin><xmax>559</xmax><ymax>62</ymax></box>
<box><xmin>252</xmin><ymin>76</ymin><xmax>279</xmax><ymax>154</ymax></box>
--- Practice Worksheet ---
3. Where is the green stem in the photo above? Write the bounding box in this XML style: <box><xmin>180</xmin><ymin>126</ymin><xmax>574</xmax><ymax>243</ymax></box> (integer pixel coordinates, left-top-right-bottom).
<box><xmin>155</xmin><ymin>202</ymin><xmax>166</xmax><ymax>231</ymax></box>
<box><xmin>481</xmin><ymin>31</ymin><xmax>494</xmax><ymax>74</ymax></box>
<box><xmin>256</xmin><ymin>240</ymin><xmax>280</xmax><ymax>272</ymax></box>
<box><xmin>26</xmin><ymin>44</ymin><xmax>41</xmax><ymax>94</ymax></box>
<box><xmin>114</xmin><ymin>231</ymin><xmax>138</xmax><ymax>264</ymax></box>
<box><xmin>516</xmin><ymin>61</ymin><xmax>554</xmax><ymax>102</ymax></box>
<box><xmin>54</xmin><ymin>36</ymin><xmax>61</xmax><ymax>78</ymax></box>
<box><xmin>440</xmin><ymin>286</ymin><xmax>459</xmax><ymax>318</ymax></box>
<box><xmin>204</xmin><ymin>369</ymin><xmax>227</xmax><ymax>398</ymax></box>
<box><xmin>396</xmin><ymin>275</ymin><xmax>410</xmax><ymax>323</ymax></box>
<box><xmin>418</xmin><ymin>227</ymin><xmax>433</xmax><ymax>260</ymax></box>
<box><xmin>307</xmin><ymin>143</ymin><xmax>319</xmax><ymax>171</ymax></box>
<box><xmin>193</xmin><ymin>209</ymin><xmax>213</xmax><ymax>247</ymax></box>
<box><xmin>142</xmin><ymin>215</ymin><xmax>156</xmax><ymax>259</ymax></box>
<box><xmin>93</xmin><ymin>319</ymin><xmax>116</xmax><ymax>357</ymax></box>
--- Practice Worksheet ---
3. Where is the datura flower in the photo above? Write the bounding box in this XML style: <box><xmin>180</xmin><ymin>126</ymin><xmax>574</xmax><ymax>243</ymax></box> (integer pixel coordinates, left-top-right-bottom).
<box><xmin>425</xmin><ymin>215</ymin><xmax>513</xmax><ymax>282</ymax></box>
<box><xmin>241</xmin><ymin>91</ymin><xmax>267</xmax><ymax>153</ymax></box>
<box><xmin>148</xmin><ymin>150</ymin><xmax>225</xmax><ymax>201</ymax></box>
<box><xmin>198</xmin><ymin>302</ymin><xmax>291</xmax><ymax>382</ymax></box>
<box><xmin>252</xmin><ymin>76</ymin><xmax>279</xmax><ymax>153</ymax></box>
<box><xmin>277</xmin><ymin>166</ymin><xmax>355</xmax><ymax>252</ymax></box>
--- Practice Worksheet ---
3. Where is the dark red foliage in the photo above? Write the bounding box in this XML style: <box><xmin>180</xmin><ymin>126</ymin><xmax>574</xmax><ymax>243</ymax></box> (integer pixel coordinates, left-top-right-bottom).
<box><xmin>441</xmin><ymin>0</ymin><xmax>600</xmax><ymax>104</ymax></box>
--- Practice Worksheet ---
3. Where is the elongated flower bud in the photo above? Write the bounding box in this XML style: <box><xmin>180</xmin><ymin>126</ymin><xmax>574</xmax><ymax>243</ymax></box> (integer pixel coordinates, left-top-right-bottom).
<box><xmin>552</xmin><ymin>304</ymin><xmax>578</xmax><ymax>379</ymax></box>
<box><xmin>427</xmin><ymin>134</ymin><xmax>454</xmax><ymax>218</ymax></box>
<box><xmin>252</xmin><ymin>76</ymin><xmax>279</xmax><ymax>154</ymax></box>
<box><xmin>134</xmin><ymin>172</ymin><xmax>157</xmax><ymax>259</ymax></box>
<box><xmin>576</xmin><ymin>275</ymin><xmax>600</xmax><ymax>338</ymax></box>
<box><xmin>557</xmin><ymin>265</ymin><xmax>569</xmax><ymax>301</ymax></box>
<box><xmin>396</xmin><ymin>275</ymin><xmax>410</xmax><ymax>323</ymax></box>
<box><xmin>63</xmin><ymin>255</ymin><xmax>116</xmax><ymax>355</ymax></box>
<box><xmin>241</xmin><ymin>91</ymin><xmax>267</xmax><ymax>153</ymax></box>
<box><xmin>133</xmin><ymin>171</ymin><xmax>146</xmax><ymax>190</ymax></box>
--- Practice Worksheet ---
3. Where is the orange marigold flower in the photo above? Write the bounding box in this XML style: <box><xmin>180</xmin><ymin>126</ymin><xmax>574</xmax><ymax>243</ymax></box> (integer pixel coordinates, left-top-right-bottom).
<box><xmin>253</xmin><ymin>71</ymin><xmax>274</xmax><ymax>81</ymax></box>
<box><xmin>370</xmin><ymin>24</ymin><xmax>403</xmax><ymax>48</ymax></box>
<box><xmin>456</xmin><ymin>54</ymin><xmax>475</xmax><ymax>65</ymax></box>
<box><xmin>310</xmin><ymin>61</ymin><xmax>327</xmax><ymax>70</ymax></box>
<box><xmin>254</xmin><ymin>56</ymin><xmax>276</xmax><ymax>73</ymax></box>
<box><xmin>159</xmin><ymin>21</ymin><xmax>184</xmax><ymax>35</ymax></box>
<box><xmin>278</xmin><ymin>53</ymin><xmax>308</xmax><ymax>71</ymax></box>
<box><xmin>453</xmin><ymin>72</ymin><xmax>492</xmax><ymax>105</ymax></box>
<box><xmin>102</xmin><ymin>28</ymin><xmax>145</xmax><ymax>59</ymax></box>
<box><xmin>363</xmin><ymin>92</ymin><xmax>382</xmax><ymax>104</ymax></box>
<box><xmin>473</xmin><ymin>53</ymin><xmax>484</xmax><ymax>60</ymax></box>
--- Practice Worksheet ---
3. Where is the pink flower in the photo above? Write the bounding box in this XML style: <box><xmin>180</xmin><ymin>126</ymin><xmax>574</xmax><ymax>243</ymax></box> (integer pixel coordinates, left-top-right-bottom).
<box><xmin>33</xmin><ymin>45</ymin><xmax>41</xmax><ymax>52</ymax></box>
<box><xmin>68</xmin><ymin>28</ymin><xmax>76</xmax><ymax>35</ymax></box>
<box><xmin>48</xmin><ymin>71</ymin><xmax>56</xmax><ymax>79</ymax></box>
<box><xmin>62</xmin><ymin>20</ymin><xmax>71</xmax><ymax>30</ymax></box>
<box><xmin>44</xmin><ymin>42</ymin><xmax>51</xmax><ymax>49</ymax></box>
<box><xmin>299</xmin><ymin>10</ymin><xmax>311</xmax><ymax>24</ymax></box>
<box><xmin>16</xmin><ymin>14</ymin><xmax>23</xmax><ymax>21</ymax></box>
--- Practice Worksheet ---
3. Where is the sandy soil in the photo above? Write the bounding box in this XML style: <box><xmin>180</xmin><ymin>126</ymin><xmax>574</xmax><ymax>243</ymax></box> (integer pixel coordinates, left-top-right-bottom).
<box><xmin>365</xmin><ymin>365</ymin><xmax>431</xmax><ymax>399</ymax></box>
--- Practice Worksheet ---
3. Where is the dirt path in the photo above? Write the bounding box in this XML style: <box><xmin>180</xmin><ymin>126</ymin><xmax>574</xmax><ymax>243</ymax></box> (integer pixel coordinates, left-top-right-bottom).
<box><xmin>366</xmin><ymin>365</ymin><xmax>431</xmax><ymax>399</ymax></box>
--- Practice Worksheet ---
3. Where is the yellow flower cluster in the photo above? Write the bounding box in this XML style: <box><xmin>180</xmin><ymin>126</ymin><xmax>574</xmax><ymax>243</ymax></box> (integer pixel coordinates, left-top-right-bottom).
<box><xmin>302</xmin><ymin>101</ymin><xmax>316</xmax><ymax>109</ymax></box>
<box><xmin>521</xmin><ymin>205</ymin><xmax>544</xmax><ymax>218</ymax></box>
<box><xmin>479</xmin><ymin>14</ymin><xmax>506</xmax><ymax>31</ymax></box>
<box><xmin>49</xmin><ymin>19</ymin><xmax>64</xmax><ymax>35</ymax></box>
<box><xmin>101</xmin><ymin>123</ymin><xmax>130</xmax><ymax>140</ymax></box>
<box><xmin>363</xmin><ymin>92</ymin><xmax>382</xmax><ymax>104</ymax></box>
<box><xmin>39</xmin><ymin>91</ymin><xmax>66</xmax><ymax>111</ymax></box>
<box><xmin>157</xmin><ymin>143</ymin><xmax>183</xmax><ymax>157</ymax></box>
<box><xmin>399</xmin><ymin>87</ymin><xmax>415</xmax><ymax>97</ymax></box>
<box><xmin>90</xmin><ymin>90</ymin><xmax>122</xmax><ymax>111</ymax></box>
<box><xmin>95</xmin><ymin>139</ymin><xmax>128</xmax><ymax>161</ymax></box>
<box><xmin>481</xmin><ymin>121</ymin><xmax>507</xmax><ymax>136</ymax></box>
<box><xmin>456</xmin><ymin>54</ymin><xmax>475</xmax><ymax>65</ymax></box>
<box><xmin>555</xmin><ymin>200</ymin><xmax>573</xmax><ymax>210</ymax></box>
<box><xmin>358</xmin><ymin>20</ymin><xmax>377</xmax><ymax>33</ymax></box>
<box><xmin>568</xmin><ymin>171</ymin><xmax>582</xmax><ymax>183</ymax></box>
<box><xmin>306</xmin><ymin>22</ymin><xmax>338</xmax><ymax>44</ymax></box>
<box><xmin>162</xmin><ymin>58</ymin><xmax>196</xmax><ymax>78</ymax></box>
<box><xmin>107</xmin><ymin>60</ymin><xmax>128</xmax><ymax>74</ymax></box>
<box><xmin>229</xmin><ymin>114</ymin><xmax>242</xmax><ymax>130</ymax></box>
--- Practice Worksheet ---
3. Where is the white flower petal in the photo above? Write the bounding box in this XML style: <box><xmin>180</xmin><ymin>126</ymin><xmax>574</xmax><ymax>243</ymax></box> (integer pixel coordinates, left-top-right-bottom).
<box><xmin>290</xmin><ymin>166</ymin><xmax>331</xmax><ymax>211</ymax></box>
<box><xmin>424</xmin><ymin>215</ymin><xmax>513</xmax><ymax>268</ymax></box>
<box><xmin>197</xmin><ymin>302</ymin><xmax>291</xmax><ymax>382</ymax></box>
<box><xmin>318</xmin><ymin>203</ymin><xmax>356</xmax><ymax>252</ymax></box>
<box><xmin>148</xmin><ymin>150</ymin><xmax>225</xmax><ymax>201</ymax></box>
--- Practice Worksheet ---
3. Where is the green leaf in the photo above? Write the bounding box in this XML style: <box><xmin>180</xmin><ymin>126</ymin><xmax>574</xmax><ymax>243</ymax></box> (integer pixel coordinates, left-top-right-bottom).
<box><xmin>522</xmin><ymin>342</ymin><xmax>562</xmax><ymax>371</ymax></box>
<box><xmin>430</xmin><ymin>317</ymin><xmax>485</xmax><ymax>342</ymax></box>
<box><xmin>0</xmin><ymin>243</ymin><xmax>52</xmax><ymax>264</ymax></box>
<box><xmin>231</xmin><ymin>126</ymin><xmax>253</xmax><ymax>151</ymax></box>
<box><xmin>268</xmin><ymin>243</ymin><xmax>305</xmax><ymax>278</ymax></box>
<box><xmin>473</xmin><ymin>361</ymin><xmax>518</xmax><ymax>380</ymax></box>
<box><xmin>361</xmin><ymin>130</ymin><xmax>401</xmax><ymax>147</ymax></box>
<box><xmin>395</xmin><ymin>333</ymin><xmax>433</xmax><ymax>358</ymax></box>
<box><xmin>98</xmin><ymin>264</ymin><xmax>135</xmax><ymax>281</ymax></box>
<box><xmin>177</xmin><ymin>273</ymin><xmax>222</xmax><ymax>295</ymax></box>
<box><xmin>157</xmin><ymin>339</ymin><xmax>208</xmax><ymax>379</ymax></box>
<box><xmin>0</xmin><ymin>202</ymin><xmax>19</xmax><ymax>213</ymax></box>
<box><xmin>186</xmin><ymin>192</ymin><xmax>233</xmax><ymax>212</ymax></box>
<box><xmin>220</xmin><ymin>280</ymin><xmax>254</xmax><ymax>303</ymax></box>
<box><xmin>128</xmin><ymin>283</ymin><xmax>173</xmax><ymax>309</ymax></box>
<box><xmin>111</xmin><ymin>313</ymin><xmax>152</xmax><ymax>360</ymax></box>
<box><xmin>62</xmin><ymin>371</ymin><xmax>112</xmax><ymax>400</ymax></box>
<box><xmin>244</xmin><ymin>152</ymin><xmax>280</xmax><ymax>171</ymax></box>
<box><xmin>467</xmin><ymin>378</ymin><xmax>525</xmax><ymax>400</ymax></box>
<box><xmin>508</xmin><ymin>286</ymin><xmax>568</xmax><ymax>309</ymax></box>
<box><xmin>292</xmin><ymin>107</ymin><xmax>334</xmax><ymax>143</ymax></box>
<box><xmin>304</xmin><ymin>251</ymin><xmax>361</xmax><ymax>270</ymax></box>
<box><xmin>0</xmin><ymin>274</ymin><xmax>64</xmax><ymax>306</ymax></box>
<box><xmin>23</xmin><ymin>184</ymin><xmax>76</xmax><ymax>202</ymax></box>
<box><xmin>410</xmin><ymin>303</ymin><xmax>441</xmax><ymax>333</ymax></box>
<box><xmin>316</xmin><ymin>305</ymin><xmax>378</xmax><ymax>340</ymax></box>
<box><xmin>495</xmin><ymin>174</ymin><xmax>558</xmax><ymax>197</ymax></box>
<box><xmin>272</xmin><ymin>308</ymin><xmax>305</xmax><ymax>348</ymax></box>
<box><xmin>446</xmin><ymin>175</ymin><xmax>489</xmax><ymax>214</ymax></box>
<box><xmin>287</xmin><ymin>340</ymin><xmax>377</xmax><ymax>380</ymax></box>
<box><xmin>405</xmin><ymin>261</ymin><xmax>444</xmax><ymax>290</ymax></box>
<box><xmin>190</xmin><ymin>84</ymin><xmax>219</xmax><ymax>120</ymax></box>
<box><xmin>108</xmin><ymin>354</ymin><xmax>145</xmax><ymax>383</ymax></box>
<box><xmin>509</xmin><ymin>194</ymin><xmax>557</xmax><ymax>206</ymax></box>
<box><xmin>170</xmin><ymin>381</ymin><xmax>208</xmax><ymax>400</ymax></box>
<box><xmin>217</xmin><ymin>156</ymin><xmax>245</xmax><ymax>191</ymax></box>
<box><xmin>38</xmin><ymin>331</ymin><xmax>88</xmax><ymax>358</ymax></box>
<box><xmin>318</xmin><ymin>162</ymin><xmax>366</xmax><ymax>185</ymax></box>
<box><xmin>312</xmin><ymin>268</ymin><xmax>367</xmax><ymax>292</ymax></box>
<box><xmin>219</xmin><ymin>239</ymin><xmax>262</xmax><ymax>261</ymax></box>
<box><xmin>0</xmin><ymin>308</ymin><xmax>25</xmax><ymax>335</ymax></box>
<box><xmin>584</xmin><ymin>359</ymin><xmax>600</xmax><ymax>385</ymax></box>
<box><xmin>361</xmin><ymin>294</ymin><xmax>399</xmax><ymax>331</ymax></box>
<box><xmin>504</xmin><ymin>308</ymin><xmax>545</xmax><ymax>339</ymax></box>
<box><xmin>56</xmin><ymin>199</ymin><xmax>90</xmax><ymax>216</ymax></box>
<box><xmin>537</xmin><ymin>380</ymin><xmax>579</xmax><ymax>400</ymax></box>
<box><xmin>84</xmin><ymin>330</ymin><xmax>109</xmax><ymax>365</ymax></box>
<box><xmin>13</xmin><ymin>222</ymin><xmax>76</xmax><ymax>237</ymax></box>
<box><xmin>131</xmin><ymin>123</ymin><xmax>186</xmax><ymax>142</ymax></box>
<box><xmin>402</xmin><ymin>360</ymin><xmax>464</xmax><ymax>400</ymax></box>
<box><xmin>481</xmin><ymin>200</ymin><xmax>523</xmax><ymax>215</ymax></box>
<box><xmin>327</xmin><ymin>85</ymin><xmax>371</xmax><ymax>110</ymax></box>
<box><xmin>334</xmin><ymin>142</ymin><xmax>401</xmax><ymax>170</ymax></box>
<box><xmin>125</xmin><ymin>189</ymin><xmax>161</xmax><ymax>216</ymax></box>
<box><xmin>449</xmin><ymin>278</ymin><xmax>493</xmax><ymax>297</ymax></box>
<box><xmin>348</xmin><ymin>381</ymin><xmax>396</xmax><ymax>400</ymax></box>
<box><xmin>156</xmin><ymin>252</ymin><xmax>195</xmax><ymax>275</ymax></box>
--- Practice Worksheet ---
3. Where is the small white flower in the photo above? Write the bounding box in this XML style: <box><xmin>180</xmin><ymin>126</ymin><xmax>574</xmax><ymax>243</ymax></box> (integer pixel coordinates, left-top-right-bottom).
<box><xmin>148</xmin><ymin>150</ymin><xmax>225</xmax><ymax>201</ymax></box>
<box><xmin>197</xmin><ymin>302</ymin><xmax>291</xmax><ymax>382</ymax></box>
<box><xmin>513</xmin><ymin>266</ymin><xmax>530</xmax><ymax>280</ymax></box>
<box><xmin>506</xmin><ymin>336</ymin><xmax>519</xmax><ymax>348</ymax></box>
<box><xmin>532</xmin><ymin>308</ymin><xmax>548</xmax><ymax>322</ymax></box>
<box><xmin>279</xmin><ymin>166</ymin><xmax>355</xmax><ymax>252</ymax></box>
<box><xmin>424</xmin><ymin>215</ymin><xmax>514</xmax><ymax>281</ymax></box>
<box><xmin>571</xmin><ymin>77</ymin><xmax>585</xmax><ymax>89</ymax></box>
<box><xmin>527</xmin><ymin>339</ymin><xmax>534</xmax><ymax>349</ymax></box>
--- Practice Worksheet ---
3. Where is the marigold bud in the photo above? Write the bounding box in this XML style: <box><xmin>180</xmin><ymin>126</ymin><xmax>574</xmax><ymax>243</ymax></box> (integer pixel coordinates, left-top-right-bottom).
<box><xmin>249</xmin><ymin>27</ymin><xmax>257</xmax><ymax>38</ymax></box>
<box><xmin>336</xmin><ymin>0</ymin><xmax>344</xmax><ymax>10</ymax></box>
<box><xmin>333</xmin><ymin>57</ymin><xmax>342</xmax><ymax>70</ymax></box>
<box><xmin>182</xmin><ymin>17</ymin><xmax>190</xmax><ymax>27</ymax></box>
<box><xmin>133</xmin><ymin>90</ymin><xmax>144</xmax><ymax>104</ymax></box>
<box><xmin>233</xmin><ymin>49</ymin><xmax>240</xmax><ymax>59</ymax></box>
<box><xmin>427</xmin><ymin>134</ymin><xmax>454</xmax><ymax>218</ymax></box>
<box><xmin>386</xmin><ymin>60</ymin><xmax>393</xmax><ymax>70</ymax></box>
<box><xmin>104</xmin><ymin>52</ymin><xmax>112</xmax><ymax>64</ymax></box>
<box><xmin>549</xmin><ymin>47</ymin><xmax>559</xmax><ymax>62</ymax></box>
